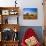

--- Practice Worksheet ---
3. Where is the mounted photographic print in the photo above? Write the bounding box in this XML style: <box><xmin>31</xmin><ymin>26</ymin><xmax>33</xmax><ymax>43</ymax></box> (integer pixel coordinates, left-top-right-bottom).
<box><xmin>2</xmin><ymin>10</ymin><xmax>9</xmax><ymax>15</ymax></box>
<box><xmin>23</xmin><ymin>8</ymin><xmax>37</xmax><ymax>19</ymax></box>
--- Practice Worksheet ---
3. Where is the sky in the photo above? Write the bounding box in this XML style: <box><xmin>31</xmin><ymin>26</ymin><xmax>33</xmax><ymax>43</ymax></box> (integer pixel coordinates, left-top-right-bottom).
<box><xmin>23</xmin><ymin>8</ymin><xmax>37</xmax><ymax>14</ymax></box>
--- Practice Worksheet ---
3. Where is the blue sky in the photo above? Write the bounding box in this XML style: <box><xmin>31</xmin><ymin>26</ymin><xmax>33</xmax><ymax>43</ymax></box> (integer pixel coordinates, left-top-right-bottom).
<box><xmin>23</xmin><ymin>8</ymin><xmax>37</xmax><ymax>14</ymax></box>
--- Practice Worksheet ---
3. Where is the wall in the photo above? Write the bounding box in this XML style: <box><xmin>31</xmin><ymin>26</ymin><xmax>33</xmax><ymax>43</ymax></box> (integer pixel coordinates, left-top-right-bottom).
<box><xmin>0</xmin><ymin>0</ymin><xmax>15</xmax><ymax>7</ymax></box>
<box><xmin>18</xmin><ymin>0</ymin><xmax>44</xmax><ymax>26</ymax></box>
<box><xmin>0</xmin><ymin>0</ymin><xmax>44</xmax><ymax>26</ymax></box>
<box><xmin>8</xmin><ymin>16</ymin><xmax>17</xmax><ymax>24</ymax></box>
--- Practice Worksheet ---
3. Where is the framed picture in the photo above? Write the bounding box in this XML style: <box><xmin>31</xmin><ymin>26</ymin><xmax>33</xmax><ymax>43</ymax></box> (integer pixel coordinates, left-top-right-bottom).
<box><xmin>23</xmin><ymin>8</ymin><xmax>37</xmax><ymax>19</ymax></box>
<box><xmin>2</xmin><ymin>10</ymin><xmax>9</xmax><ymax>15</ymax></box>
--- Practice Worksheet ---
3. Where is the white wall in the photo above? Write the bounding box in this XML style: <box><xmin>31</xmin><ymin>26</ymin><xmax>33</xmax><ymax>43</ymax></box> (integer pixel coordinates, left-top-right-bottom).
<box><xmin>8</xmin><ymin>16</ymin><xmax>17</xmax><ymax>24</ymax></box>
<box><xmin>18</xmin><ymin>0</ymin><xmax>44</xmax><ymax>26</ymax></box>
<box><xmin>0</xmin><ymin>0</ymin><xmax>15</xmax><ymax>7</ymax></box>
<box><xmin>0</xmin><ymin>0</ymin><xmax>44</xmax><ymax>26</ymax></box>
